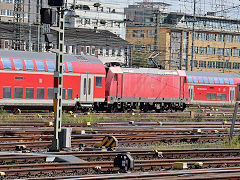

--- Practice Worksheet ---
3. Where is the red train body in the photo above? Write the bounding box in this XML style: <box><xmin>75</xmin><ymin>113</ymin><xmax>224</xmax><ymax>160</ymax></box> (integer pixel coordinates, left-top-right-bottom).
<box><xmin>0</xmin><ymin>50</ymin><xmax>240</xmax><ymax>112</ymax></box>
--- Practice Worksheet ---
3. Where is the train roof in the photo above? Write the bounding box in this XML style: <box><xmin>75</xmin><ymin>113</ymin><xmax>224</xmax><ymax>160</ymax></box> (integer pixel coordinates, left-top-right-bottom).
<box><xmin>186</xmin><ymin>71</ymin><xmax>240</xmax><ymax>78</ymax></box>
<box><xmin>0</xmin><ymin>50</ymin><xmax>103</xmax><ymax>64</ymax></box>
<box><xmin>111</xmin><ymin>67</ymin><xmax>185</xmax><ymax>76</ymax></box>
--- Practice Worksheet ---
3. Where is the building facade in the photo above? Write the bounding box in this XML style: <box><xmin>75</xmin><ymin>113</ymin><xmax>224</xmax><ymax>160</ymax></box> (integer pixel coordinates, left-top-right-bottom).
<box><xmin>125</xmin><ymin>3</ymin><xmax>240</xmax><ymax>73</ymax></box>
<box><xmin>65</xmin><ymin>0</ymin><xmax>126</xmax><ymax>39</ymax></box>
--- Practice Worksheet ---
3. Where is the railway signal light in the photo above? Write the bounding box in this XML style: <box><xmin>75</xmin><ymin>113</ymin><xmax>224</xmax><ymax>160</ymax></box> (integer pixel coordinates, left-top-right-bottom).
<box><xmin>40</xmin><ymin>8</ymin><xmax>56</xmax><ymax>25</ymax></box>
<box><xmin>114</xmin><ymin>153</ymin><xmax>134</xmax><ymax>172</ymax></box>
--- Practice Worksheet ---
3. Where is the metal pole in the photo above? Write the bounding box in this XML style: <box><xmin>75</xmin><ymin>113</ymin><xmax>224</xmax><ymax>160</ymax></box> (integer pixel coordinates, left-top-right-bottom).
<box><xmin>28</xmin><ymin>0</ymin><xmax>31</xmax><ymax>51</ymax></box>
<box><xmin>190</xmin><ymin>0</ymin><xmax>196</xmax><ymax>71</ymax></box>
<box><xmin>229</xmin><ymin>102</ymin><xmax>239</xmax><ymax>141</ymax></box>
<box><xmin>50</xmin><ymin>7</ymin><xmax>65</xmax><ymax>152</ymax></box>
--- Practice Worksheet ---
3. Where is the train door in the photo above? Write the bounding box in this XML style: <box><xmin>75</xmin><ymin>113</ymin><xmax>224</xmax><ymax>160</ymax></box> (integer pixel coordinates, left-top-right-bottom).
<box><xmin>236</xmin><ymin>84</ymin><xmax>240</xmax><ymax>101</ymax></box>
<box><xmin>189</xmin><ymin>85</ymin><xmax>194</xmax><ymax>103</ymax></box>
<box><xmin>229</xmin><ymin>87</ymin><xmax>235</xmax><ymax>103</ymax></box>
<box><xmin>80</xmin><ymin>74</ymin><xmax>94</xmax><ymax>102</ymax></box>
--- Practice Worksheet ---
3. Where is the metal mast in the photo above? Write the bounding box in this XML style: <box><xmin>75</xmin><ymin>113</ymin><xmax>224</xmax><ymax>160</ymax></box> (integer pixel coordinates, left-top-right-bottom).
<box><xmin>14</xmin><ymin>0</ymin><xmax>25</xmax><ymax>50</ymax></box>
<box><xmin>190</xmin><ymin>0</ymin><xmax>196</xmax><ymax>71</ymax></box>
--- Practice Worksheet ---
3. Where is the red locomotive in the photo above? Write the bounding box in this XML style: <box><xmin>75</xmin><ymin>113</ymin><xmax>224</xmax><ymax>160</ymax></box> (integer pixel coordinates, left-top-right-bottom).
<box><xmin>0</xmin><ymin>50</ymin><xmax>240</xmax><ymax>112</ymax></box>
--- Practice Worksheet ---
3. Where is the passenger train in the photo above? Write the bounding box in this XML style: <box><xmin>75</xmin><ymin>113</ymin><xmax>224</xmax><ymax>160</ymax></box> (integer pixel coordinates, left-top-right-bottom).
<box><xmin>0</xmin><ymin>50</ymin><xmax>239</xmax><ymax>112</ymax></box>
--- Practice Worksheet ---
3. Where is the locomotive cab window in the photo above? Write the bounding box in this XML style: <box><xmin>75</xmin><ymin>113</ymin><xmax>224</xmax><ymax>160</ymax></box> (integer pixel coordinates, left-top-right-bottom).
<box><xmin>68</xmin><ymin>89</ymin><xmax>73</xmax><ymax>100</ymax></box>
<box><xmin>26</xmin><ymin>87</ymin><xmax>34</xmax><ymax>99</ymax></box>
<box><xmin>24</xmin><ymin>60</ymin><xmax>34</xmax><ymax>71</ymax></box>
<box><xmin>2</xmin><ymin>58</ymin><xmax>12</xmax><ymax>70</ymax></box>
<box><xmin>37</xmin><ymin>88</ymin><xmax>45</xmax><ymax>99</ymax></box>
<box><xmin>95</xmin><ymin>77</ymin><xmax>102</xmax><ymax>88</ymax></box>
<box><xmin>3</xmin><ymin>87</ymin><xmax>11</xmax><ymax>99</ymax></box>
<box><xmin>46</xmin><ymin>61</ymin><xmax>55</xmax><ymax>72</ymax></box>
<box><xmin>36</xmin><ymin>61</ymin><xmax>45</xmax><ymax>71</ymax></box>
<box><xmin>14</xmin><ymin>87</ymin><xmax>23</xmax><ymax>99</ymax></box>
<box><xmin>114</xmin><ymin>74</ymin><xmax>118</xmax><ymax>81</ymax></box>
<box><xmin>13</xmin><ymin>59</ymin><xmax>23</xmax><ymax>70</ymax></box>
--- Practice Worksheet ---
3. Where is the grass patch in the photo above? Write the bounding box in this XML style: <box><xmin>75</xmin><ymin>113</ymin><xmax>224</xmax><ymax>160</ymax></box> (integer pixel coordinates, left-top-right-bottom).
<box><xmin>62</xmin><ymin>113</ymin><xmax>105</xmax><ymax>124</ymax></box>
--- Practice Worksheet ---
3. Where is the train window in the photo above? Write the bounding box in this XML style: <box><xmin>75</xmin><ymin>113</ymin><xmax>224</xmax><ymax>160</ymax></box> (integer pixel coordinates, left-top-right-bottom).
<box><xmin>95</xmin><ymin>77</ymin><xmax>102</xmax><ymax>88</ymax></box>
<box><xmin>67</xmin><ymin>62</ymin><xmax>73</xmax><ymax>72</ymax></box>
<box><xmin>47</xmin><ymin>88</ymin><xmax>54</xmax><ymax>99</ymax></box>
<box><xmin>219</xmin><ymin>78</ymin><xmax>224</xmax><ymax>84</ymax></box>
<box><xmin>37</xmin><ymin>88</ymin><xmax>45</xmax><ymax>99</ymax></box>
<box><xmin>46</xmin><ymin>61</ymin><xmax>55</xmax><ymax>72</ymax></box>
<box><xmin>83</xmin><ymin>78</ymin><xmax>86</xmax><ymax>95</ymax></box>
<box><xmin>14</xmin><ymin>87</ymin><xmax>23</xmax><ymax>99</ymax></box>
<box><xmin>13</xmin><ymin>59</ymin><xmax>23</xmax><ymax>70</ymax></box>
<box><xmin>222</xmin><ymin>93</ymin><xmax>227</xmax><ymax>100</ymax></box>
<box><xmin>26</xmin><ymin>87</ymin><xmax>34</xmax><ymax>99</ymax></box>
<box><xmin>24</xmin><ymin>60</ymin><xmax>34</xmax><ymax>71</ymax></box>
<box><xmin>209</xmin><ymin>77</ymin><xmax>214</xmax><ymax>84</ymax></box>
<box><xmin>114</xmin><ymin>74</ymin><xmax>118</xmax><ymax>81</ymax></box>
<box><xmin>88</xmin><ymin>78</ymin><xmax>91</xmax><ymax>95</ymax></box>
<box><xmin>217</xmin><ymin>93</ymin><xmax>221</xmax><ymax>100</ymax></box>
<box><xmin>2</xmin><ymin>58</ymin><xmax>12</xmax><ymax>70</ymax></box>
<box><xmin>229</xmin><ymin>78</ymin><xmax>234</xmax><ymax>85</ymax></box>
<box><xmin>193</xmin><ymin>76</ymin><xmax>198</xmax><ymax>83</ymax></box>
<box><xmin>187</xmin><ymin>77</ymin><xmax>193</xmax><ymax>83</ymax></box>
<box><xmin>207</xmin><ymin>93</ymin><xmax>211</xmax><ymax>100</ymax></box>
<box><xmin>198</xmin><ymin>77</ymin><xmax>204</xmax><ymax>83</ymax></box>
<box><xmin>36</xmin><ymin>61</ymin><xmax>45</xmax><ymax>71</ymax></box>
<box><xmin>3</xmin><ymin>87</ymin><xmax>11</xmax><ymax>99</ymax></box>
<box><xmin>224</xmin><ymin>78</ymin><xmax>229</xmax><ymax>84</ymax></box>
<box><xmin>68</xmin><ymin>89</ymin><xmax>73</xmax><ymax>100</ymax></box>
<box><xmin>214</xmin><ymin>77</ymin><xmax>219</xmax><ymax>84</ymax></box>
<box><xmin>212</xmin><ymin>93</ymin><xmax>216</xmax><ymax>100</ymax></box>
<box><xmin>203</xmin><ymin>77</ymin><xmax>209</xmax><ymax>84</ymax></box>
<box><xmin>62</xmin><ymin>88</ymin><xmax>65</xmax><ymax>99</ymax></box>
<box><xmin>15</xmin><ymin>76</ymin><xmax>23</xmax><ymax>80</ymax></box>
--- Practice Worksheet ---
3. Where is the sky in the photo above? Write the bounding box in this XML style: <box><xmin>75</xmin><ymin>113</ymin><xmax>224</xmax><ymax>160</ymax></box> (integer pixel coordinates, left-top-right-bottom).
<box><xmin>103</xmin><ymin>0</ymin><xmax>240</xmax><ymax>19</ymax></box>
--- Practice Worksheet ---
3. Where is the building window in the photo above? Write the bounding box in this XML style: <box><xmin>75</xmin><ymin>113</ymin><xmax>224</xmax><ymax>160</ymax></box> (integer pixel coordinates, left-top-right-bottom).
<box><xmin>224</xmin><ymin>48</ymin><xmax>232</xmax><ymax>56</ymax></box>
<box><xmin>224</xmin><ymin>61</ymin><xmax>231</xmax><ymax>69</ymax></box>
<box><xmin>133</xmin><ymin>30</ymin><xmax>144</xmax><ymax>38</ymax></box>
<box><xmin>208</xmin><ymin>33</ymin><xmax>216</xmax><ymax>41</ymax></box>
<box><xmin>216</xmin><ymin>48</ymin><xmax>224</xmax><ymax>56</ymax></box>
<box><xmin>208</xmin><ymin>47</ymin><xmax>215</xmax><ymax>55</ymax></box>
<box><xmin>208</xmin><ymin>61</ymin><xmax>215</xmax><ymax>68</ymax></box>
<box><xmin>233</xmin><ymin>62</ymin><xmax>240</xmax><ymax>69</ymax></box>
<box><xmin>217</xmin><ymin>34</ymin><xmax>224</xmax><ymax>42</ymax></box>
<box><xmin>192</xmin><ymin>32</ymin><xmax>199</xmax><ymax>40</ymax></box>
<box><xmin>190</xmin><ymin>60</ymin><xmax>198</xmax><ymax>67</ymax></box>
<box><xmin>216</xmin><ymin>61</ymin><xmax>224</xmax><ymax>68</ymax></box>
<box><xmin>199</xmin><ymin>61</ymin><xmax>206</xmax><ymax>68</ymax></box>
<box><xmin>147</xmin><ymin>30</ymin><xmax>155</xmax><ymax>38</ymax></box>
<box><xmin>233</xmin><ymin>36</ymin><xmax>240</xmax><ymax>43</ymax></box>
<box><xmin>225</xmin><ymin>35</ymin><xmax>232</xmax><ymax>42</ymax></box>
<box><xmin>199</xmin><ymin>47</ymin><xmax>207</xmax><ymax>55</ymax></box>
<box><xmin>106</xmin><ymin>47</ymin><xmax>109</xmax><ymax>56</ymax></box>
<box><xmin>191</xmin><ymin>46</ymin><xmax>198</xmax><ymax>54</ymax></box>
<box><xmin>199</xmin><ymin>33</ymin><xmax>207</xmax><ymax>41</ymax></box>
<box><xmin>233</xmin><ymin>49</ymin><xmax>239</xmax><ymax>56</ymax></box>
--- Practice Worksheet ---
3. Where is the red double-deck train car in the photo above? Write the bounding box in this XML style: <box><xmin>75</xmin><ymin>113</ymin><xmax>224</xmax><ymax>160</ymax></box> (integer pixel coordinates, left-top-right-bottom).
<box><xmin>185</xmin><ymin>71</ymin><xmax>240</xmax><ymax>106</ymax></box>
<box><xmin>105</xmin><ymin>66</ymin><xmax>188</xmax><ymax>112</ymax></box>
<box><xmin>0</xmin><ymin>50</ymin><xmax>105</xmax><ymax>110</ymax></box>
